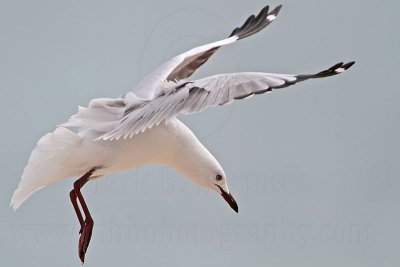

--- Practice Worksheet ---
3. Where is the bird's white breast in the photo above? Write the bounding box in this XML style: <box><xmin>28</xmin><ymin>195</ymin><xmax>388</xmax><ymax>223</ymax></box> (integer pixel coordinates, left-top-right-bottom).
<box><xmin>82</xmin><ymin>118</ymin><xmax>186</xmax><ymax>177</ymax></box>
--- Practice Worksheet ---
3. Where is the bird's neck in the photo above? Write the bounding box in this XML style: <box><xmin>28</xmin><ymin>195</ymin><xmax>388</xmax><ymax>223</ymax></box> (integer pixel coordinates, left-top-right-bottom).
<box><xmin>161</xmin><ymin>119</ymin><xmax>219</xmax><ymax>189</ymax></box>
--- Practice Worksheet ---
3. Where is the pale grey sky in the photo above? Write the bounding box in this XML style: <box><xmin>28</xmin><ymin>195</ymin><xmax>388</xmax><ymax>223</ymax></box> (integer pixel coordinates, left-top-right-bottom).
<box><xmin>1</xmin><ymin>0</ymin><xmax>399</xmax><ymax>266</ymax></box>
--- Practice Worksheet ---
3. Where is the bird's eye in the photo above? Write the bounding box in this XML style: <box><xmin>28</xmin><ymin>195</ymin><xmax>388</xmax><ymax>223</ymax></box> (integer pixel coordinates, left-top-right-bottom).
<box><xmin>216</xmin><ymin>174</ymin><xmax>223</xmax><ymax>181</ymax></box>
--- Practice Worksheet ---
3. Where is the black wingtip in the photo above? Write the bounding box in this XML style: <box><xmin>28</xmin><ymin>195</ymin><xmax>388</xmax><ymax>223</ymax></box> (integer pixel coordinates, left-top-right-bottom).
<box><xmin>343</xmin><ymin>61</ymin><xmax>356</xmax><ymax>70</ymax></box>
<box><xmin>228</xmin><ymin>4</ymin><xmax>283</xmax><ymax>39</ymax></box>
<box><xmin>273</xmin><ymin>4</ymin><xmax>283</xmax><ymax>16</ymax></box>
<box><xmin>313</xmin><ymin>61</ymin><xmax>356</xmax><ymax>79</ymax></box>
<box><xmin>296</xmin><ymin>61</ymin><xmax>356</xmax><ymax>82</ymax></box>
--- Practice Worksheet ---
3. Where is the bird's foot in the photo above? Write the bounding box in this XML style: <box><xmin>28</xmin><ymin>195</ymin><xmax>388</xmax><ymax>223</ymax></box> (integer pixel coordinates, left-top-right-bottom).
<box><xmin>78</xmin><ymin>218</ymin><xmax>93</xmax><ymax>264</ymax></box>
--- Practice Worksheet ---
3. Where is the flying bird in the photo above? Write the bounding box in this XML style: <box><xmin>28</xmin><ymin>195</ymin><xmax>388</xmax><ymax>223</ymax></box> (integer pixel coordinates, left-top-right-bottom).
<box><xmin>11</xmin><ymin>4</ymin><xmax>355</xmax><ymax>263</ymax></box>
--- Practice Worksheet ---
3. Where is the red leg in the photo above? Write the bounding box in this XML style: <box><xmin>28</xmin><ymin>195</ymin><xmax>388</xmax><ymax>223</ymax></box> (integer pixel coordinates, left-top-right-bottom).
<box><xmin>70</xmin><ymin>167</ymin><xmax>98</xmax><ymax>263</ymax></box>
<box><xmin>69</xmin><ymin>190</ymin><xmax>84</xmax><ymax>233</ymax></box>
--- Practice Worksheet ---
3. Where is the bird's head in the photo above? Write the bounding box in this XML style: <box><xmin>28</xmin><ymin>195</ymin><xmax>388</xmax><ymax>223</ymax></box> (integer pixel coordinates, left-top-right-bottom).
<box><xmin>174</xmin><ymin>157</ymin><xmax>239</xmax><ymax>213</ymax></box>
<box><xmin>210</xmin><ymin>172</ymin><xmax>238</xmax><ymax>213</ymax></box>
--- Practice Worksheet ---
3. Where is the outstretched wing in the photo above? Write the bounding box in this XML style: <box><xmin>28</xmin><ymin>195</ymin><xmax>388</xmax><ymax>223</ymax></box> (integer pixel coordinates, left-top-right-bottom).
<box><xmin>98</xmin><ymin>62</ymin><xmax>355</xmax><ymax>140</ymax></box>
<box><xmin>132</xmin><ymin>4</ymin><xmax>282</xmax><ymax>99</ymax></box>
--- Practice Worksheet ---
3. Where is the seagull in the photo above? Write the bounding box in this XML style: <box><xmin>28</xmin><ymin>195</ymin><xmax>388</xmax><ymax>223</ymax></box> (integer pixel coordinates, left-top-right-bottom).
<box><xmin>11</xmin><ymin>4</ymin><xmax>354</xmax><ymax>263</ymax></box>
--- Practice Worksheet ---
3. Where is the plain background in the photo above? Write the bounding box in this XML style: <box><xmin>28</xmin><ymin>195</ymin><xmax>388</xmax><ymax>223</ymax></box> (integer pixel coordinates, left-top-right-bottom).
<box><xmin>1</xmin><ymin>0</ymin><xmax>399</xmax><ymax>266</ymax></box>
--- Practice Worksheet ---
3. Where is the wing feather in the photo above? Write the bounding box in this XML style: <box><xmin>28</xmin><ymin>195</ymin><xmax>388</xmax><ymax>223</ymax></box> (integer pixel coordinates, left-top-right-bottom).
<box><xmin>132</xmin><ymin>4</ymin><xmax>282</xmax><ymax>99</ymax></box>
<box><xmin>92</xmin><ymin>62</ymin><xmax>354</xmax><ymax>140</ymax></box>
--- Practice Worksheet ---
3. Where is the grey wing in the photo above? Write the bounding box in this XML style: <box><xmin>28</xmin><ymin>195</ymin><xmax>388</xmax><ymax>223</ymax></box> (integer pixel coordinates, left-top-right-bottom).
<box><xmin>182</xmin><ymin>62</ymin><xmax>355</xmax><ymax>114</ymax></box>
<box><xmin>98</xmin><ymin>62</ymin><xmax>355</xmax><ymax>140</ymax></box>
<box><xmin>132</xmin><ymin>5</ymin><xmax>282</xmax><ymax>99</ymax></box>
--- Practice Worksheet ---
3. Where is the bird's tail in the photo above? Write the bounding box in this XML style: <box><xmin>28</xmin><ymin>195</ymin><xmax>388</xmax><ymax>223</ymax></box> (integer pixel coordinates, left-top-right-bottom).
<box><xmin>11</xmin><ymin>127</ymin><xmax>82</xmax><ymax>210</ymax></box>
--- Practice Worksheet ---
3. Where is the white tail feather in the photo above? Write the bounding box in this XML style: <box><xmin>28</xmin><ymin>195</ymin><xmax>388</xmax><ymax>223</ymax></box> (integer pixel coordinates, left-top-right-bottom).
<box><xmin>11</xmin><ymin>127</ymin><xmax>82</xmax><ymax>210</ymax></box>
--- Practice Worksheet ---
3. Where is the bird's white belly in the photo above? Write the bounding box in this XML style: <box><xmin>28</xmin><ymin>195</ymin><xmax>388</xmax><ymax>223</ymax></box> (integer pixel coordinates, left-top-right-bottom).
<box><xmin>79</xmin><ymin>120</ymin><xmax>181</xmax><ymax>177</ymax></box>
